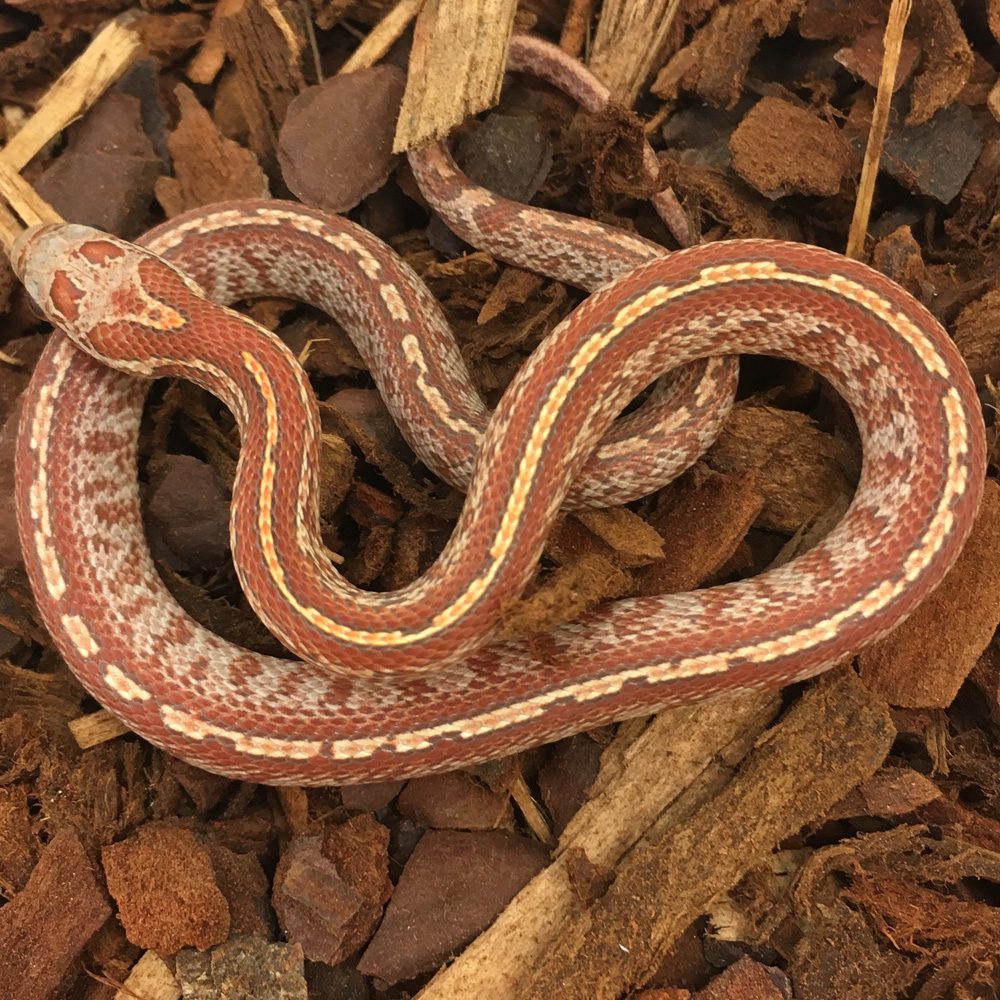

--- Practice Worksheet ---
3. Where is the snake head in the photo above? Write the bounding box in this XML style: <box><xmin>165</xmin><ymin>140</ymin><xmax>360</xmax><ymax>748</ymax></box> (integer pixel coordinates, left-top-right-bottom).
<box><xmin>11</xmin><ymin>223</ymin><xmax>207</xmax><ymax>370</ymax></box>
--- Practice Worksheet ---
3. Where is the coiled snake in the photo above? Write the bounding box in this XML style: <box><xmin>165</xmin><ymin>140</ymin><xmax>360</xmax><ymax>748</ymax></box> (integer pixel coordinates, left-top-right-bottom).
<box><xmin>10</xmin><ymin>36</ymin><xmax>985</xmax><ymax>783</ymax></box>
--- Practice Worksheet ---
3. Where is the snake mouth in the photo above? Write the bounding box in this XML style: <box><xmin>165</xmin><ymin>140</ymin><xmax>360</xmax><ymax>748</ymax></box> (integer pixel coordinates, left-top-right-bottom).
<box><xmin>10</xmin><ymin>223</ymin><xmax>76</xmax><ymax>323</ymax></box>
<box><xmin>9</xmin><ymin>223</ymin><xmax>56</xmax><ymax>282</ymax></box>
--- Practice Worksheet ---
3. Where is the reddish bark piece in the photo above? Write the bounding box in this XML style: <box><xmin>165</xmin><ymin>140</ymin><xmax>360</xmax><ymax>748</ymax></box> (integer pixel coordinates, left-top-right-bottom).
<box><xmin>537</xmin><ymin>734</ymin><xmax>603</xmax><ymax>838</ymax></box>
<box><xmin>0</xmin><ymin>333</ymin><xmax>39</xmax><ymax>426</ymax></box>
<box><xmin>397</xmin><ymin>770</ymin><xmax>513</xmax><ymax>831</ymax></box>
<box><xmin>858</xmin><ymin>480</ymin><xmax>1000</xmax><ymax>707</ymax></box>
<box><xmin>304</xmin><ymin>960</ymin><xmax>369</xmax><ymax>998</ymax></box>
<box><xmin>651</xmin><ymin>0</ymin><xmax>800</xmax><ymax>108</ymax></box>
<box><xmin>204</xmin><ymin>843</ymin><xmax>274</xmax><ymax>939</ymax></box>
<box><xmin>358</xmin><ymin>829</ymin><xmax>548</xmax><ymax>985</ymax></box>
<box><xmin>0</xmin><ymin>785</ymin><xmax>36</xmax><ymax>897</ymax></box>
<box><xmin>730</xmin><ymin>97</ymin><xmax>853</xmax><ymax>198</ymax></box>
<box><xmin>574</xmin><ymin>507</ymin><xmax>665</xmax><ymax>567</ymax></box>
<box><xmin>278</xmin><ymin>64</ymin><xmax>406</xmax><ymax>214</ymax></box>
<box><xmin>145</xmin><ymin>454</ymin><xmax>231</xmax><ymax>571</ymax></box>
<box><xmin>216</xmin><ymin>0</ymin><xmax>305</xmax><ymax>170</ymax></box>
<box><xmin>283</xmin><ymin>314</ymin><xmax>364</xmax><ymax>381</ymax></box>
<box><xmin>6</xmin><ymin>0</ymin><xmax>131</xmax><ymax>31</ymax></box>
<box><xmin>340</xmin><ymin>779</ymin><xmax>405</xmax><ymax>813</ymax></box>
<box><xmin>0</xmin><ymin>714</ymin><xmax>48</xmax><ymax>784</ymax></box>
<box><xmin>954</xmin><ymin>280</ymin><xmax>1000</xmax><ymax>384</ymax></box>
<box><xmin>636</xmin><ymin>467</ymin><xmax>763</xmax><ymax>598</ymax></box>
<box><xmin>0</xmin><ymin>829</ymin><xmax>111</xmax><ymax>1000</ymax></box>
<box><xmin>134</xmin><ymin>12</ymin><xmax>208</xmax><ymax>65</ymax></box>
<box><xmin>916</xmin><ymin>795</ymin><xmax>1000</xmax><ymax>855</ymax></box>
<box><xmin>102</xmin><ymin>823</ymin><xmax>231</xmax><ymax>953</ymax></box>
<box><xmin>790</xmin><ymin>828</ymin><xmax>1000</xmax><ymax>998</ymax></box>
<box><xmin>694</xmin><ymin>955</ymin><xmax>791</xmax><ymax>999</ymax></box>
<box><xmin>156</xmin><ymin>83</ymin><xmax>269</xmax><ymax>217</ymax></box>
<box><xmin>164</xmin><ymin>756</ymin><xmax>235</xmax><ymax>814</ymax></box>
<box><xmin>970</xmin><ymin>638</ymin><xmax>1000</xmax><ymax>724</ymax></box>
<box><xmin>906</xmin><ymin>0</ymin><xmax>974</xmax><ymax>125</ymax></box>
<box><xmin>176</xmin><ymin>935</ymin><xmax>307</xmax><ymax>1000</ymax></box>
<box><xmin>834</xmin><ymin>27</ymin><xmax>920</xmax><ymax>91</ymax></box>
<box><xmin>324</xmin><ymin>388</ymin><xmax>439</xmax><ymax>511</ymax></box>
<box><xmin>799</xmin><ymin>0</ymin><xmax>881</xmax><ymax>42</ymax></box>
<box><xmin>272</xmin><ymin>814</ymin><xmax>392</xmax><ymax>965</ymax></box>
<box><xmin>871</xmin><ymin>226</ymin><xmax>932</xmax><ymax>303</ymax></box>
<box><xmin>647</xmin><ymin>918</ymin><xmax>712</xmax><ymax>995</ymax></box>
<box><xmin>346</xmin><ymin>481</ymin><xmax>404</xmax><ymax>529</ymax></box>
<box><xmin>37</xmin><ymin>740</ymin><xmax>151</xmax><ymax>853</ymax></box>
<box><xmin>564</xmin><ymin>846</ymin><xmax>614</xmax><ymax>905</ymax></box>
<box><xmin>707</xmin><ymin>407</ymin><xmax>856</xmax><ymax>535</ymax></box>
<box><xmin>325</xmin><ymin>389</ymin><xmax>414</xmax><ymax>469</ymax></box>
<box><xmin>827</xmin><ymin>766</ymin><xmax>941</xmax><ymax>822</ymax></box>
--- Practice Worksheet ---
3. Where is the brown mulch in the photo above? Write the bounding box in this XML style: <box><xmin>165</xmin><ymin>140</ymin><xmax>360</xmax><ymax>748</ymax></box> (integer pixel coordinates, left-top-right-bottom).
<box><xmin>0</xmin><ymin>2</ymin><xmax>998</xmax><ymax>999</ymax></box>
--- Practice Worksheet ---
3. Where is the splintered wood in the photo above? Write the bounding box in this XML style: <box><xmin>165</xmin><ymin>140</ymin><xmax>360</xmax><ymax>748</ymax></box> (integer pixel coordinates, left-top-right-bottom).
<box><xmin>1</xmin><ymin>16</ymin><xmax>141</xmax><ymax>173</ymax></box>
<box><xmin>392</xmin><ymin>0</ymin><xmax>518</xmax><ymax>151</ymax></box>
<box><xmin>589</xmin><ymin>0</ymin><xmax>683</xmax><ymax>105</ymax></box>
<box><xmin>0</xmin><ymin>14</ymin><xmax>141</xmax><ymax>245</ymax></box>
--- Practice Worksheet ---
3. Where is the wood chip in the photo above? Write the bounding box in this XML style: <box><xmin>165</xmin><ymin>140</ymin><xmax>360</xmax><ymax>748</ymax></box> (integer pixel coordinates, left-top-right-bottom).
<box><xmin>636</xmin><ymin>466</ymin><xmax>764</xmax><ymax>596</ymax></box>
<box><xmin>393</xmin><ymin>0</ymin><xmax>517</xmax><ymax>151</ymax></box>
<box><xmin>102</xmin><ymin>824</ymin><xmax>232</xmax><ymax>953</ymax></box>
<box><xmin>695</xmin><ymin>955</ymin><xmax>792</xmax><ymax>999</ymax></box>
<box><xmin>1</xmin><ymin>13</ymin><xmax>141</xmax><ymax>171</ymax></box>
<box><xmin>707</xmin><ymin>406</ymin><xmax>857</xmax><ymax>535</ymax></box>
<box><xmin>272</xmin><ymin>815</ymin><xmax>392</xmax><ymax>965</ymax></box>
<box><xmin>0</xmin><ymin>829</ymin><xmax>112</xmax><ymax>1000</ymax></box>
<box><xmin>953</xmin><ymin>279</ymin><xmax>1000</xmax><ymax>384</ymax></box>
<box><xmin>413</xmin><ymin>693</ymin><xmax>781</xmax><ymax>1000</ymax></box>
<box><xmin>730</xmin><ymin>96</ymin><xmax>854</xmax><ymax>199</ymax></box>
<box><xmin>397</xmin><ymin>770</ymin><xmax>515</xmax><ymax>830</ymax></box>
<box><xmin>68</xmin><ymin>708</ymin><xmax>130</xmax><ymax>749</ymax></box>
<box><xmin>790</xmin><ymin>827</ymin><xmax>1000</xmax><ymax>997</ymax></box>
<box><xmin>115</xmin><ymin>952</ymin><xmax>181</xmax><ymax>1000</ymax></box>
<box><xmin>217</xmin><ymin>0</ymin><xmax>307</xmax><ymax>170</ymax></box>
<box><xmin>0</xmin><ymin>784</ymin><xmax>36</xmax><ymax>897</ymax></box>
<box><xmin>156</xmin><ymin>83</ymin><xmax>268</xmax><ymax>216</ymax></box>
<box><xmin>906</xmin><ymin>0</ymin><xmax>974</xmax><ymax>125</ymax></box>
<box><xmin>858</xmin><ymin>479</ymin><xmax>1000</xmax><ymax>707</ymax></box>
<box><xmin>278</xmin><ymin>64</ymin><xmax>405</xmax><ymax>212</ymax></box>
<box><xmin>340</xmin><ymin>0</ymin><xmax>425</xmax><ymax>74</ymax></box>
<box><xmin>175</xmin><ymin>935</ymin><xmax>307</xmax><ymax>1000</ymax></box>
<box><xmin>521</xmin><ymin>669</ymin><xmax>893</xmax><ymax>999</ymax></box>
<box><xmin>650</xmin><ymin>0</ymin><xmax>800</xmax><ymax>107</ymax></box>
<box><xmin>588</xmin><ymin>0</ymin><xmax>683</xmax><ymax>105</ymax></box>
<box><xmin>876</xmin><ymin>101</ymin><xmax>982</xmax><ymax>203</ymax></box>
<box><xmin>357</xmin><ymin>828</ymin><xmax>548</xmax><ymax>984</ymax></box>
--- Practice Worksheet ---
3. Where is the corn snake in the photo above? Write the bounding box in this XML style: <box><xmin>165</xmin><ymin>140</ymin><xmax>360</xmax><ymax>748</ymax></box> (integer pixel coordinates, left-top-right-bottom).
<box><xmin>11</xmin><ymin>37</ymin><xmax>986</xmax><ymax>783</ymax></box>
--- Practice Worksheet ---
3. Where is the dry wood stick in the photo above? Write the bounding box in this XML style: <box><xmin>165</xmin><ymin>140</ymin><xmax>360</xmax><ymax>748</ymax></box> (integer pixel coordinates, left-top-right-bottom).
<box><xmin>846</xmin><ymin>0</ymin><xmax>913</xmax><ymax>260</ymax></box>
<box><xmin>393</xmin><ymin>0</ymin><xmax>517</xmax><ymax>151</ymax></box>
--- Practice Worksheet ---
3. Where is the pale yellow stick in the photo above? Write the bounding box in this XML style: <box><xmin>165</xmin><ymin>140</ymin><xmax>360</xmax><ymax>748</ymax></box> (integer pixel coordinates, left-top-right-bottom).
<box><xmin>2</xmin><ymin>14</ymin><xmax>142</xmax><ymax>172</ymax></box>
<box><xmin>0</xmin><ymin>13</ymin><xmax>141</xmax><ymax>254</ymax></box>
<box><xmin>341</xmin><ymin>0</ymin><xmax>426</xmax><ymax>74</ymax></box>
<box><xmin>846</xmin><ymin>0</ymin><xmax>913</xmax><ymax>260</ymax></box>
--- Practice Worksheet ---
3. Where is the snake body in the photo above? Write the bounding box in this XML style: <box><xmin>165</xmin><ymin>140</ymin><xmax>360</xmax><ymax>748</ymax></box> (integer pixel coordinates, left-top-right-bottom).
<box><xmin>10</xmin><ymin>38</ymin><xmax>986</xmax><ymax>784</ymax></box>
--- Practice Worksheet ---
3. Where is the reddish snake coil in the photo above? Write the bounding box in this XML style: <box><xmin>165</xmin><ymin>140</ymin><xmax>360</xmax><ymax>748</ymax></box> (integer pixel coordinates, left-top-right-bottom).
<box><xmin>11</xmin><ymin>36</ymin><xmax>986</xmax><ymax>784</ymax></box>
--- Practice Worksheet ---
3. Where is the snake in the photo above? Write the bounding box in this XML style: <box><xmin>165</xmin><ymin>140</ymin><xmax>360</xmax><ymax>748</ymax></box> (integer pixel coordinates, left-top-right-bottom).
<box><xmin>10</xmin><ymin>36</ymin><xmax>986</xmax><ymax>784</ymax></box>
